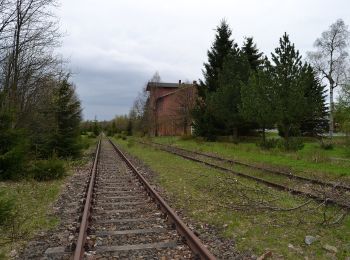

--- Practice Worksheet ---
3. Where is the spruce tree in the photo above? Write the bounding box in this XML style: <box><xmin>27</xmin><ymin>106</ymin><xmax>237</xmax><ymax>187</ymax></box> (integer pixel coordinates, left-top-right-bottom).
<box><xmin>242</xmin><ymin>37</ymin><xmax>263</xmax><ymax>71</ymax></box>
<box><xmin>210</xmin><ymin>50</ymin><xmax>251</xmax><ymax>137</ymax></box>
<box><xmin>202</xmin><ymin>19</ymin><xmax>235</xmax><ymax>92</ymax></box>
<box><xmin>300</xmin><ymin>65</ymin><xmax>328</xmax><ymax>136</ymax></box>
<box><xmin>193</xmin><ymin>20</ymin><xmax>235</xmax><ymax>139</ymax></box>
<box><xmin>50</xmin><ymin>77</ymin><xmax>82</xmax><ymax>158</ymax></box>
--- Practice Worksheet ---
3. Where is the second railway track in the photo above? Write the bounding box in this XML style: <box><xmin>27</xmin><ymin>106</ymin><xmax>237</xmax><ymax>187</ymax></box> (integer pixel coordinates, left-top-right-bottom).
<box><xmin>73</xmin><ymin>136</ymin><xmax>216</xmax><ymax>259</ymax></box>
<box><xmin>139</xmin><ymin>140</ymin><xmax>350</xmax><ymax>209</ymax></box>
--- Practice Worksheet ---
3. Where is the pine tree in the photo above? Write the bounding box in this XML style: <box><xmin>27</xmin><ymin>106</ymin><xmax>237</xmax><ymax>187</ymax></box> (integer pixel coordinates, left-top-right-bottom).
<box><xmin>242</xmin><ymin>37</ymin><xmax>263</xmax><ymax>71</ymax></box>
<box><xmin>271</xmin><ymin>33</ymin><xmax>307</xmax><ymax>139</ymax></box>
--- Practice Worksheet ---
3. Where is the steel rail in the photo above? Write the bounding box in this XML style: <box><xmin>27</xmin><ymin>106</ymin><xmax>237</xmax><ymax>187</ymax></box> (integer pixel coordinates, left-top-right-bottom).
<box><xmin>108</xmin><ymin>138</ymin><xmax>216</xmax><ymax>260</ymax></box>
<box><xmin>141</xmin><ymin>141</ymin><xmax>350</xmax><ymax>209</ymax></box>
<box><xmin>73</xmin><ymin>137</ymin><xmax>101</xmax><ymax>260</ymax></box>
<box><xmin>147</xmin><ymin>141</ymin><xmax>350</xmax><ymax>192</ymax></box>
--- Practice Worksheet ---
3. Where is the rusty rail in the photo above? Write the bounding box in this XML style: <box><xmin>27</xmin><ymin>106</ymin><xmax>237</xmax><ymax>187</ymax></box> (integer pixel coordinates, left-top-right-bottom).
<box><xmin>147</xmin><ymin>141</ymin><xmax>350</xmax><ymax>192</ymax></box>
<box><xmin>73</xmin><ymin>137</ymin><xmax>101</xmax><ymax>260</ymax></box>
<box><xmin>108</xmin><ymin>138</ymin><xmax>216</xmax><ymax>260</ymax></box>
<box><xmin>140</xmin><ymin>141</ymin><xmax>350</xmax><ymax>209</ymax></box>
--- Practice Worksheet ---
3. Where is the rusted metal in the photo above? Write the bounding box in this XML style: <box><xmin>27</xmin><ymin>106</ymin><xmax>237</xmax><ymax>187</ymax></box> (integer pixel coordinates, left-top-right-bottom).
<box><xmin>141</xmin><ymin>141</ymin><xmax>350</xmax><ymax>209</ymax></box>
<box><xmin>147</xmin><ymin>141</ymin><xmax>350</xmax><ymax>192</ymax></box>
<box><xmin>73</xmin><ymin>138</ymin><xmax>101</xmax><ymax>260</ymax></box>
<box><xmin>108</xmin><ymin>138</ymin><xmax>216</xmax><ymax>260</ymax></box>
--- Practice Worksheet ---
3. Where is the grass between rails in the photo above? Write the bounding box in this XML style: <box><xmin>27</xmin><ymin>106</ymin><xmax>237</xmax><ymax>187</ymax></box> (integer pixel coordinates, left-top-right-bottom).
<box><xmin>152</xmin><ymin>136</ymin><xmax>350</xmax><ymax>182</ymax></box>
<box><xmin>0</xmin><ymin>135</ymin><xmax>97</xmax><ymax>259</ymax></box>
<box><xmin>116</xmin><ymin>138</ymin><xmax>350</xmax><ymax>259</ymax></box>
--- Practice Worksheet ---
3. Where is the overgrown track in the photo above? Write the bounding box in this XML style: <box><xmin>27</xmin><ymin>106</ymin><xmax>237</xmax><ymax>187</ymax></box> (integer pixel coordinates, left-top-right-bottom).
<box><xmin>140</xmin><ymin>141</ymin><xmax>350</xmax><ymax>209</ymax></box>
<box><xmin>149</xmin><ymin>141</ymin><xmax>350</xmax><ymax>192</ymax></box>
<box><xmin>73</xmin><ymin>137</ymin><xmax>216</xmax><ymax>259</ymax></box>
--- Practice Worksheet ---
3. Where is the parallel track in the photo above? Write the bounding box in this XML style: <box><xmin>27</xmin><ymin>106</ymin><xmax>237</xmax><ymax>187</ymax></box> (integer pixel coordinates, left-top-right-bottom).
<box><xmin>149</xmin><ymin>141</ymin><xmax>350</xmax><ymax>192</ymax></box>
<box><xmin>140</xmin><ymin>141</ymin><xmax>350</xmax><ymax>209</ymax></box>
<box><xmin>73</xmin><ymin>137</ymin><xmax>216</xmax><ymax>259</ymax></box>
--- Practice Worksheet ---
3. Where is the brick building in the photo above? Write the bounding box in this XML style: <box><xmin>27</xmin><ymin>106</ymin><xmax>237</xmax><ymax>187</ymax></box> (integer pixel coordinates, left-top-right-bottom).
<box><xmin>146</xmin><ymin>80</ymin><xmax>197</xmax><ymax>136</ymax></box>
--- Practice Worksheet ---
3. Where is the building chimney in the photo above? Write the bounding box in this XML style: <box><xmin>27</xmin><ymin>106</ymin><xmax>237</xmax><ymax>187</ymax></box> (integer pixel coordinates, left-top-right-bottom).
<box><xmin>179</xmin><ymin>80</ymin><xmax>181</xmax><ymax>85</ymax></box>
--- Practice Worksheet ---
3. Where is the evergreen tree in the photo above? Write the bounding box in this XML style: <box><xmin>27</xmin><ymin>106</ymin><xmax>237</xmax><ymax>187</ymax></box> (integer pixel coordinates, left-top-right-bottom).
<box><xmin>202</xmin><ymin>19</ymin><xmax>235</xmax><ymax>92</ymax></box>
<box><xmin>300</xmin><ymin>65</ymin><xmax>328</xmax><ymax>136</ymax></box>
<box><xmin>193</xmin><ymin>20</ymin><xmax>236</xmax><ymax>139</ymax></box>
<box><xmin>50</xmin><ymin>77</ymin><xmax>82</xmax><ymax>158</ymax></box>
<box><xmin>242</xmin><ymin>37</ymin><xmax>263</xmax><ymax>71</ymax></box>
<box><xmin>210</xmin><ymin>50</ymin><xmax>251</xmax><ymax>137</ymax></box>
<box><xmin>240</xmin><ymin>65</ymin><xmax>276</xmax><ymax>142</ymax></box>
<box><xmin>0</xmin><ymin>112</ymin><xmax>28</xmax><ymax>179</ymax></box>
<box><xmin>271</xmin><ymin>33</ymin><xmax>308</xmax><ymax>139</ymax></box>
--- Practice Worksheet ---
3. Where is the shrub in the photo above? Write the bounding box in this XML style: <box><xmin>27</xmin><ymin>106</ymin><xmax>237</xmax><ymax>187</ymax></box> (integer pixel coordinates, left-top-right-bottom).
<box><xmin>0</xmin><ymin>191</ymin><xmax>14</xmax><ymax>226</ymax></box>
<box><xmin>279</xmin><ymin>137</ymin><xmax>304</xmax><ymax>151</ymax></box>
<box><xmin>320</xmin><ymin>139</ymin><xmax>334</xmax><ymax>150</ymax></box>
<box><xmin>179</xmin><ymin>135</ymin><xmax>193</xmax><ymax>141</ymax></box>
<box><xmin>127</xmin><ymin>139</ymin><xmax>135</xmax><ymax>148</ymax></box>
<box><xmin>87</xmin><ymin>132</ymin><xmax>96</xmax><ymax>138</ymax></box>
<box><xmin>0</xmin><ymin>113</ymin><xmax>29</xmax><ymax>180</ymax></box>
<box><xmin>31</xmin><ymin>159</ymin><xmax>66</xmax><ymax>181</ymax></box>
<box><xmin>257</xmin><ymin>138</ymin><xmax>279</xmax><ymax>150</ymax></box>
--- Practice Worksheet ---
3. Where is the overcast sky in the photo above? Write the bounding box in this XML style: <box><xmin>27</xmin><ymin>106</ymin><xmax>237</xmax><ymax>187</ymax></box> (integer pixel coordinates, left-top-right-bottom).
<box><xmin>57</xmin><ymin>0</ymin><xmax>349</xmax><ymax>120</ymax></box>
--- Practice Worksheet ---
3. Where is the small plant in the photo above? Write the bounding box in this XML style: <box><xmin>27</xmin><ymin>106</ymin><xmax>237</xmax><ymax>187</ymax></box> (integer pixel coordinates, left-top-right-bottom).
<box><xmin>127</xmin><ymin>139</ymin><xmax>135</xmax><ymax>148</ymax></box>
<box><xmin>320</xmin><ymin>139</ymin><xmax>334</xmax><ymax>150</ymax></box>
<box><xmin>0</xmin><ymin>191</ymin><xmax>14</xmax><ymax>227</ymax></box>
<box><xmin>179</xmin><ymin>135</ymin><xmax>193</xmax><ymax>141</ymax></box>
<box><xmin>257</xmin><ymin>138</ymin><xmax>279</xmax><ymax>150</ymax></box>
<box><xmin>30</xmin><ymin>159</ymin><xmax>66</xmax><ymax>181</ymax></box>
<box><xmin>279</xmin><ymin>137</ymin><xmax>304</xmax><ymax>151</ymax></box>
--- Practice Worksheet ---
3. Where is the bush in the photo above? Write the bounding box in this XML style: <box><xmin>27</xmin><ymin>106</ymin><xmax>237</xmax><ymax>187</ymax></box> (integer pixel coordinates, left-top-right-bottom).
<box><xmin>0</xmin><ymin>191</ymin><xmax>14</xmax><ymax>226</ymax></box>
<box><xmin>320</xmin><ymin>139</ymin><xmax>334</xmax><ymax>150</ymax></box>
<box><xmin>0</xmin><ymin>113</ymin><xmax>29</xmax><ymax>180</ymax></box>
<box><xmin>87</xmin><ymin>132</ymin><xmax>96</xmax><ymax>138</ymax></box>
<box><xmin>279</xmin><ymin>137</ymin><xmax>304</xmax><ymax>151</ymax></box>
<box><xmin>31</xmin><ymin>159</ymin><xmax>66</xmax><ymax>181</ymax></box>
<box><xmin>179</xmin><ymin>135</ymin><xmax>193</xmax><ymax>141</ymax></box>
<box><xmin>257</xmin><ymin>138</ymin><xmax>279</xmax><ymax>150</ymax></box>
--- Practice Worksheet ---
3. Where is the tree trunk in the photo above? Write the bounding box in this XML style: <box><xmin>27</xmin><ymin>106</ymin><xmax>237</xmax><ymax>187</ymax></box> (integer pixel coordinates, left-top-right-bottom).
<box><xmin>262</xmin><ymin>125</ymin><xmax>266</xmax><ymax>143</ymax></box>
<box><xmin>329</xmin><ymin>84</ymin><xmax>334</xmax><ymax>139</ymax></box>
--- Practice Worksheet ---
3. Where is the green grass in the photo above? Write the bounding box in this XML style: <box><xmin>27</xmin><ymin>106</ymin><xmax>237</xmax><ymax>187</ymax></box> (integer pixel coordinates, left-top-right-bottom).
<box><xmin>0</xmin><ymin>180</ymin><xmax>63</xmax><ymax>256</ymax></box>
<box><xmin>152</xmin><ymin>136</ymin><xmax>350</xmax><ymax>182</ymax></box>
<box><xmin>0</xmin><ymin>135</ymin><xmax>97</xmax><ymax>258</ymax></box>
<box><xmin>116</xmin><ymin>138</ymin><xmax>350</xmax><ymax>259</ymax></box>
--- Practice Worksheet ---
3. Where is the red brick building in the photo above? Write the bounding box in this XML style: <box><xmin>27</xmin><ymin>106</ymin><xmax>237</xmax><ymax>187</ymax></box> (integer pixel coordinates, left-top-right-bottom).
<box><xmin>146</xmin><ymin>80</ymin><xmax>197</xmax><ymax>136</ymax></box>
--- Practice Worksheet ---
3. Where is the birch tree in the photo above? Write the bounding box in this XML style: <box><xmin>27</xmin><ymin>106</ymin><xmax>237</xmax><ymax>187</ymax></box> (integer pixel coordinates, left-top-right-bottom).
<box><xmin>307</xmin><ymin>19</ymin><xmax>350</xmax><ymax>138</ymax></box>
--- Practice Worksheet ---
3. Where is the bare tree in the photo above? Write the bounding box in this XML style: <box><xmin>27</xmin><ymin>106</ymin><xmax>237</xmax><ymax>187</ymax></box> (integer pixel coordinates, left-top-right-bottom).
<box><xmin>173</xmin><ymin>85</ymin><xmax>197</xmax><ymax>135</ymax></box>
<box><xmin>150</xmin><ymin>71</ymin><xmax>161</xmax><ymax>83</ymax></box>
<box><xmin>307</xmin><ymin>19</ymin><xmax>350</xmax><ymax>138</ymax></box>
<box><xmin>0</xmin><ymin>0</ymin><xmax>61</xmax><ymax>126</ymax></box>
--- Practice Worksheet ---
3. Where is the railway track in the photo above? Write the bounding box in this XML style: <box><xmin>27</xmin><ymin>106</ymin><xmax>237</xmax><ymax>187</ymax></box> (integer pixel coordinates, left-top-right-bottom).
<box><xmin>140</xmin><ymin>141</ymin><xmax>350</xmax><ymax>209</ymax></box>
<box><xmin>150</xmin><ymin>142</ymin><xmax>350</xmax><ymax>191</ymax></box>
<box><xmin>72</xmin><ymin>137</ymin><xmax>216</xmax><ymax>259</ymax></box>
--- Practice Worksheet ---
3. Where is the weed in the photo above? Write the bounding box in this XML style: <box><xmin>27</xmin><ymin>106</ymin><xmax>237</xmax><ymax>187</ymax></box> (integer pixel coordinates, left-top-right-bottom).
<box><xmin>30</xmin><ymin>159</ymin><xmax>66</xmax><ymax>181</ymax></box>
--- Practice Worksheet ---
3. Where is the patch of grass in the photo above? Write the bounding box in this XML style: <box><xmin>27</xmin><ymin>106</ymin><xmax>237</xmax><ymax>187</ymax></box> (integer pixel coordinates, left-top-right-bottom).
<box><xmin>0</xmin><ymin>180</ymin><xmax>62</xmax><ymax>256</ymax></box>
<box><xmin>152</xmin><ymin>137</ymin><xmax>350</xmax><ymax>182</ymax></box>
<box><xmin>116</xmin><ymin>138</ymin><xmax>350</xmax><ymax>259</ymax></box>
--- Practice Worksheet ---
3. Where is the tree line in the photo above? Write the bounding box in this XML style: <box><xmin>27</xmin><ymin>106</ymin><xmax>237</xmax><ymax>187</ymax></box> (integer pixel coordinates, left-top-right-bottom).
<box><xmin>97</xmin><ymin>19</ymin><xmax>350</xmax><ymax>151</ymax></box>
<box><xmin>0</xmin><ymin>0</ymin><xmax>82</xmax><ymax>180</ymax></box>
<box><xmin>193</xmin><ymin>19</ymin><xmax>349</xmax><ymax>147</ymax></box>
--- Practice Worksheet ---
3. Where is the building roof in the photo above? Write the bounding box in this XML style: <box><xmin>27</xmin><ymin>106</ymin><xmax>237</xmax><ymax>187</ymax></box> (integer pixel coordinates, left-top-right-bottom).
<box><xmin>146</xmin><ymin>82</ymin><xmax>180</xmax><ymax>91</ymax></box>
